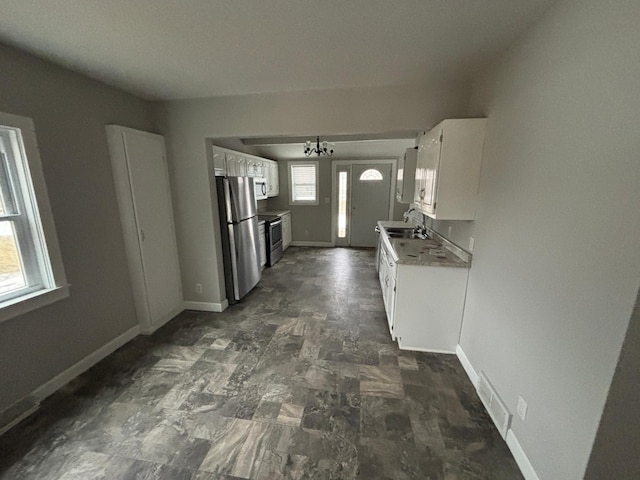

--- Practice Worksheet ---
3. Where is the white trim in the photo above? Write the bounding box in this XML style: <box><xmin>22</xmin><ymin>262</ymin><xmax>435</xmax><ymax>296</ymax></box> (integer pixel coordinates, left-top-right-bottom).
<box><xmin>506</xmin><ymin>430</ymin><xmax>541</xmax><ymax>480</ymax></box>
<box><xmin>398</xmin><ymin>343</ymin><xmax>455</xmax><ymax>355</ymax></box>
<box><xmin>456</xmin><ymin>344</ymin><xmax>479</xmax><ymax>388</ymax></box>
<box><xmin>455</xmin><ymin>344</ymin><xmax>536</xmax><ymax>480</ymax></box>
<box><xmin>183</xmin><ymin>300</ymin><xmax>228</xmax><ymax>312</ymax></box>
<box><xmin>290</xmin><ymin>241</ymin><xmax>334</xmax><ymax>247</ymax></box>
<box><xmin>139</xmin><ymin>305</ymin><xmax>183</xmax><ymax>335</ymax></box>
<box><xmin>1</xmin><ymin>325</ymin><xmax>139</xmax><ymax>433</ymax></box>
<box><xmin>0</xmin><ymin>284</ymin><xmax>69</xmax><ymax>324</ymax></box>
<box><xmin>0</xmin><ymin>400</ymin><xmax>39</xmax><ymax>436</ymax></box>
<box><xmin>33</xmin><ymin>325</ymin><xmax>140</xmax><ymax>403</ymax></box>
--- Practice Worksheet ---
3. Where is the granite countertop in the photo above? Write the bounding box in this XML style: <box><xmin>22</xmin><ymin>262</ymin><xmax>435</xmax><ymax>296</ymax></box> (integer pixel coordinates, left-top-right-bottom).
<box><xmin>260</xmin><ymin>210</ymin><xmax>290</xmax><ymax>216</ymax></box>
<box><xmin>377</xmin><ymin>221</ymin><xmax>471</xmax><ymax>268</ymax></box>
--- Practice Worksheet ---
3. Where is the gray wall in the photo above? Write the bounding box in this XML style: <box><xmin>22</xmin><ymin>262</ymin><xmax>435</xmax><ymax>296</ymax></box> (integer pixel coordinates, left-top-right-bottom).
<box><xmin>154</xmin><ymin>83</ymin><xmax>469</xmax><ymax>305</ymax></box>
<box><xmin>267</xmin><ymin>160</ymin><xmax>333</xmax><ymax>244</ymax></box>
<box><xmin>585</xmin><ymin>287</ymin><xmax>640</xmax><ymax>479</ymax></box>
<box><xmin>0</xmin><ymin>43</ymin><xmax>153</xmax><ymax>413</ymax></box>
<box><xmin>459</xmin><ymin>0</ymin><xmax>640</xmax><ymax>478</ymax></box>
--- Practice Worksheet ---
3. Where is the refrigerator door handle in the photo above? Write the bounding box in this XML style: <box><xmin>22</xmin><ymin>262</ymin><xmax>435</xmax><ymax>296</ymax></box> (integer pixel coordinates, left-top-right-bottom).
<box><xmin>227</xmin><ymin>225</ymin><xmax>240</xmax><ymax>300</ymax></box>
<box><xmin>223</xmin><ymin>178</ymin><xmax>233</xmax><ymax>223</ymax></box>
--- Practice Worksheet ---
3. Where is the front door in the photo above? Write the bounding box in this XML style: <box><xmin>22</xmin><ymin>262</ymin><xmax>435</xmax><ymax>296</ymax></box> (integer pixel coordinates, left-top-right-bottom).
<box><xmin>350</xmin><ymin>163</ymin><xmax>392</xmax><ymax>247</ymax></box>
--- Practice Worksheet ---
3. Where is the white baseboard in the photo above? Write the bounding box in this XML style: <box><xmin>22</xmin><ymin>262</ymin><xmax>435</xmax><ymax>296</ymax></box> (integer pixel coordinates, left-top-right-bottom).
<box><xmin>398</xmin><ymin>343</ymin><xmax>456</xmax><ymax>355</ymax></box>
<box><xmin>183</xmin><ymin>300</ymin><xmax>228</xmax><ymax>312</ymax></box>
<box><xmin>31</xmin><ymin>325</ymin><xmax>140</xmax><ymax>403</ymax></box>
<box><xmin>506</xmin><ymin>430</ymin><xmax>541</xmax><ymax>480</ymax></box>
<box><xmin>455</xmin><ymin>344</ymin><xmax>539</xmax><ymax>480</ymax></box>
<box><xmin>289</xmin><ymin>241</ymin><xmax>334</xmax><ymax>247</ymax></box>
<box><xmin>140</xmin><ymin>305</ymin><xmax>184</xmax><ymax>335</ymax></box>
<box><xmin>0</xmin><ymin>400</ymin><xmax>39</xmax><ymax>436</ymax></box>
<box><xmin>456</xmin><ymin>344</ymin><xmax>479</xmax><ymax>387</ymax></box>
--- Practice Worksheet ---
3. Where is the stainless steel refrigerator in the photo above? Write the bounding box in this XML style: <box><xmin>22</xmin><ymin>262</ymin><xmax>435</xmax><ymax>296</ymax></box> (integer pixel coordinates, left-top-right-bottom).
<box><xmin>216</xmin><ymin>176</ymin><xmax>261</xmax><ymax>303</ymax></box>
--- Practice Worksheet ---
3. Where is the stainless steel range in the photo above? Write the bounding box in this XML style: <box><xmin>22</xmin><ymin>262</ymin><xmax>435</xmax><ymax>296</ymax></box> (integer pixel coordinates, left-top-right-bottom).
<box><xmin>258</xmin><ymin>215</ymin><xmax>283</xmax><ymax>267</ymax></box>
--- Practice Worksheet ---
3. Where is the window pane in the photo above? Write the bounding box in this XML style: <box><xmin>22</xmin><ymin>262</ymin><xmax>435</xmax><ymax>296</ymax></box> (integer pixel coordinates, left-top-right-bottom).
<box><xmin>0</xmin><ymin>152</ymin><xmax>18</xmax><ymax>216</ymax></box>
<box><xmin>359</xmin><ymin>169</ymin><xmax>383</xmax><ymax>181</ymax></box>
<box><xmin>0</xmin><ymin>221</ymin><xmax>26</xmax><ymax>295</ymax></box>
<box><xmin>338</xmin><ymin>171</ymin><xmax>347</xmax><ymax>238</ymax></box>
<box><xmin>291</xmin><ymin>163</ymin><xmax>317</xmax><ymax>202</ymax></box>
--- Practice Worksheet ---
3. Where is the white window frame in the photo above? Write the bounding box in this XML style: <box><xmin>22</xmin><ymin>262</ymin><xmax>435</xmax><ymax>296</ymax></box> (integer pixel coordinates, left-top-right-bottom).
<box><xmin>288</xmin><ymin>160</ymin><xmax>319</xmax><ymax>206</ymax></box>
<box><xmin>0</xmin><ymin>112</ymin><xmax>68</xmax><ymax>323</ymax></box>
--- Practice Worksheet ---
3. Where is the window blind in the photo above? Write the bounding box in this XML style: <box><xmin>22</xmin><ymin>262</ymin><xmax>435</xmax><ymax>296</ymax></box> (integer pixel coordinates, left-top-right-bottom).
<box><xmin>290</xmin><ymin>164</ymin><xmax>317</xmax><ymax>202</ymax></box>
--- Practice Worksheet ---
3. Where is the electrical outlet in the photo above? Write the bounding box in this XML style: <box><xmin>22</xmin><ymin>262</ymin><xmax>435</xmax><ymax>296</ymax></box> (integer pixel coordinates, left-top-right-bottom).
<box><xmin>517</xmin><ymin>396</ymin><xmax>528</xmax><ymax>421</ymax></box>
<box><xmin>469</xmin><ymin>236</ymin><xmax>475</xmax><ymax>252</ymax></box>
<box><xmin>196</xmin><ymin>283</ymin><xmax>203</xmax><ymax>294</ymax></box>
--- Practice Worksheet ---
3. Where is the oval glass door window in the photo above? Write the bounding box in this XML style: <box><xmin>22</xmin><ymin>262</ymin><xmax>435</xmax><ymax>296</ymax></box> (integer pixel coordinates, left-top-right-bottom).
<box><xmin>359</xmin><ymin>169</ymin><xmax>383</xmax><ymax>181</ymax></box>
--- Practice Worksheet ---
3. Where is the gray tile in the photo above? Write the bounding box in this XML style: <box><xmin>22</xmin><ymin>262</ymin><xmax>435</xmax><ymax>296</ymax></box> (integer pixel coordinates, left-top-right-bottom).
<box><xmin>0</xmin><ymin>247</ymin><xmax>523</xmax><ymax>480</ymax></box>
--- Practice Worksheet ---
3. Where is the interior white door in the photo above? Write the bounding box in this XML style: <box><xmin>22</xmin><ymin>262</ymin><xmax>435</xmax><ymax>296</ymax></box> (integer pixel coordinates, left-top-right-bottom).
<box><xmin>122</xmin><ymin>129</ymin><xmax>183</xmax><ymax>330</ymax></box>
<box><xmin>350</xmin><ymin>163</ymin><xmax>392</xmax><ymax>247</ymax></box>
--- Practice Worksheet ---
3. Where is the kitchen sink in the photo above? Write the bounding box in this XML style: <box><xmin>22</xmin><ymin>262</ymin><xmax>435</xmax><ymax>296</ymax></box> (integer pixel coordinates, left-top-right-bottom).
<box><xmin>384</xmin><ymin>227</ymin><xmax>429</xmax><ymax>240</ymax></box>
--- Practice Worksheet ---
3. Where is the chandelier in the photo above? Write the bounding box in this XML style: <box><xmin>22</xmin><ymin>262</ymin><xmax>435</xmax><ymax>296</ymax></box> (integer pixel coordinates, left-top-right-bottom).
<box><xmin>304</xmin><ymin>136</ymin><xmax>334</xmax><ymax>157</ymax></box>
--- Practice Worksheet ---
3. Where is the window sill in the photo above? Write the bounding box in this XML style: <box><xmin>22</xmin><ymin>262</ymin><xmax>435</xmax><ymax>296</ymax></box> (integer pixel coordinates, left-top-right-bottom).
<box><xmin>0</xmin><ymin>285</ymin><xmax>70</xmax><ymax>324</ymax></box>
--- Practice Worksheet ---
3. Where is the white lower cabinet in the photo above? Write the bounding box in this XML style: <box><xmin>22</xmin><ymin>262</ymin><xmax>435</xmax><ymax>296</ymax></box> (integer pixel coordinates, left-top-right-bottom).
<box><xmin>281</xmin><ymin>212</ymin><xmax>292</xmax><ymax>250</ymax></box>
<box><xmin>378</xmin><ymin>238</ymin><xmax>468</xmax><ymax>353</ymax></box>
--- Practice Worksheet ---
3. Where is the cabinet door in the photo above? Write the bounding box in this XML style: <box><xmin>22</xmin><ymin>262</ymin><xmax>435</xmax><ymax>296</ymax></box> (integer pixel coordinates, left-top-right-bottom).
<box><xmin>226</xmin><ymin>154</ymin><xmax>238</xmax><ymax>176</ymax></box>
<box><xmin>237</xmin><ymin>156</ymin><xmax>247</xmax><ymax>177</ymax></box>
<box><xmin>421</xmin><ymin>128</ymin><xmax>442</xmax><ymax>214</ymax></box>
<box><xmin>255</xmin><ymin>160</ymin><xmax>264</xmax><ymax>178</ymax></box>
<box><xmin>107</xmin><ymin>126</ymin><xmax>183</xmax><ymax>334</ymax></box>
<box><xmin>212</xmin><ymin>148</ymin><xmax>227</xmax><ymax>176</ymax></box>
<box><xmin>396</xmin><ymin>153</ymin><xmax>405</xmax><ymax>202</ymax></box>
<box><xmin>270</xmin><ymin>161</ymin><xmax>279</xmax><ymax>196</ymax></box>
<box><xmin>414</xmin><ymin>134</ymin><xmax>427</xmax><ymax>208</ymax></box>
<box><xmin>246</xmin><ymin>158</ymin><xmax>256</xmax><ymax>177</ymax></box>
<box><xmin>282</xmin><ymin>213</ymin><xmax>292</xmax><ymax>249</ymax></box>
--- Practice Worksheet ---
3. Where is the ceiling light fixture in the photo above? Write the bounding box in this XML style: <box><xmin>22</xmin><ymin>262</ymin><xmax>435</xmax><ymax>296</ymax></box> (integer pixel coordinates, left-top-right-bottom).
<box><xmin>304</xmin><ymin>136</ymin><xmax>334</xmax><ymax>157</ymax></box>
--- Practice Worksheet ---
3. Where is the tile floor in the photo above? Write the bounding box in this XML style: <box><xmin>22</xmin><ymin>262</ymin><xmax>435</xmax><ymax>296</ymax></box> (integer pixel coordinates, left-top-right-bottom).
<box><xmin>0</xmin><ymin>247</ymin><xmax>523</xmax><ymax>479</ymax></box>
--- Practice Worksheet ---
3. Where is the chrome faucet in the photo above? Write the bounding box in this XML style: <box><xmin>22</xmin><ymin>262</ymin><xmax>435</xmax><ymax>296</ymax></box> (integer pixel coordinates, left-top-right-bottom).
<box><xmin>403</xmin><ymin>207</ymin><xmax>415</xmax><ymax>223</ymax></box>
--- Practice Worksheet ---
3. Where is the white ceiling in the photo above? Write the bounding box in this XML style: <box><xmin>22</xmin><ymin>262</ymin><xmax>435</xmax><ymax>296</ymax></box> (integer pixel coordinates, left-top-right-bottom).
<box><xmin>0</xmin><ymin>0</ymin><xmax>556</xmax><ymax>100</ymax></box>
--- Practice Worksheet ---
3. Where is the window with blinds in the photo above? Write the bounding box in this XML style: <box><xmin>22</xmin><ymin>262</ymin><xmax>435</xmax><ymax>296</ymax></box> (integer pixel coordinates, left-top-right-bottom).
<box><xmin>288</xmin><ymin>161</ymin><xmax>319</xmax><ymax>205</ymax></box>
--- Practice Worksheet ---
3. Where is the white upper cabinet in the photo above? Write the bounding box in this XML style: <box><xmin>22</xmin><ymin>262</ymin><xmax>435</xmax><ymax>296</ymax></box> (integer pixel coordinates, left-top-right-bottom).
<box><xmin>266</xmin><ymin>160</ymin><xmax>279</xmax><ymax>197</ymax></box>
<box><xmin>237</xmin><ymin>156</ymin><xmax>247</xmax><ymax>176</ymax></box>
<box><xmin>396</xmin><ymin>147</ymin><xmax>418</xmax><ymax>203</ymax></box>
<box><xmin>212</xmin><ymin>148</ymin><xmax>227</xmax><ymax>176</ymax></box>
<box><xmin>210</xmin><ymin>144</ymin><xmax>279</xmax><ymax>197</ymax></box>
<box><xmin>226</xmin><ymin>153</ymin><xmax>239</xmax><ymax>176</ymax></box>
<box><xmin>413</xmin><ymin>118</ymin><xmax>486</xmax><ymax>220</ymax></box>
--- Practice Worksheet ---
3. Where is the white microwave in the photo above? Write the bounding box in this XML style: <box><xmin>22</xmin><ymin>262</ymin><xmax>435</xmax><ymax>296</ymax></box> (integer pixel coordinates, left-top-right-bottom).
<box><xmin>254</xmin><ymin>177</ymin><xmax>267</xmax><ymax>200</ymax></box>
